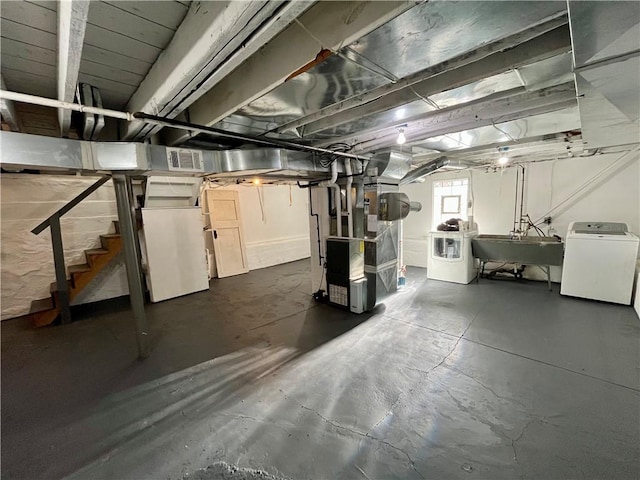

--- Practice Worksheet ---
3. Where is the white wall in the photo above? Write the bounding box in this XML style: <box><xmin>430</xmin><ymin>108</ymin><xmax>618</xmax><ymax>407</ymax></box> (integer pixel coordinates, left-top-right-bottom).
<box><xmin>401</xmin><ymin>150</ymin><xmax>640</xmax><ymax>276</ymax></box>
<box><xmin>207</xmin><ymin>184</ymin><xmax>310</xmax><ymax>271</ymax></box>
<box><xmin>1</xmin><ymin>174</ymin><xmax>128</xmax><ymax>320</ymax></box>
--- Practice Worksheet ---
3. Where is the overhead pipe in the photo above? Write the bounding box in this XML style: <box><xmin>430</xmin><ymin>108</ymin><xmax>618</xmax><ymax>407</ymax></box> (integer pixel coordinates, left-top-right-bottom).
<box><xmin>0</xmin><ymin>89</ymin><xmax>368</xmax><ymax>162</ymax></box>
<box><xmin>0</xmin><ymin>89</ymin><xmax>134</xmax><ymax>120</ymax></box>
<box><xmin>532</xmin><ymin>145</ymin><xmax>640</xmax><ymax>225</ymax></box>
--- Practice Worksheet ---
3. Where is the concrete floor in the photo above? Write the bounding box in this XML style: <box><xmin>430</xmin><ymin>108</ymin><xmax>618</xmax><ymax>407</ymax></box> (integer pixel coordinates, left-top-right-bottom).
<box><xmin>1</xmin><ymin>259</ymin><xmax>639</xmax><ymax>479</ymax></box>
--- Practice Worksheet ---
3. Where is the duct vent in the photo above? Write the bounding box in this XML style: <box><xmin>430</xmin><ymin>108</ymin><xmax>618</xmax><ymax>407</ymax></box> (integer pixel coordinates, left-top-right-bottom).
<box><xmin>167</xmin><ymin>148</ymin><xmax>204</xmax><ymax>172</ymax></box>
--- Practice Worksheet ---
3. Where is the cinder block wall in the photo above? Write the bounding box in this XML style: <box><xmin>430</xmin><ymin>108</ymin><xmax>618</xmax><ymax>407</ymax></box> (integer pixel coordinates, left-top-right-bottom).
<box><xmin>0</xmin><ymin>174</ymin><xmax>127</xmax><ymax>320</ymax></box>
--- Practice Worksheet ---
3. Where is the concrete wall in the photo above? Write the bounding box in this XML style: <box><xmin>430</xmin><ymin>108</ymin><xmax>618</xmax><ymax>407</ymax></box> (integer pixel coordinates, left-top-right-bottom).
<box><xmin>401</xmin><ymin>150</ymin><xmax>640</xmax><ymax>275</ymax></box>
<box><xmin>206</xmin><ymin>184</ymin><xmax>311</xmax><ymax>271</ymax></box>
<box><xmin>1</xmin><ymin>174</ymin><xmax>128</xmax><ymax>320</ymax></box>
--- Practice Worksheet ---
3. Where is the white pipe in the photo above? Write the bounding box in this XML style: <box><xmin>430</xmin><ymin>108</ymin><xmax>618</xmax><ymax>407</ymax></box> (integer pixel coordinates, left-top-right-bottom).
<box><xmin>318</xmin><ymin>160</ymin><xmax>338</xmax><ymax>187</ymax></box>
<box><xmin>398</xmin><ymin>218</ymin><xmax>404</xmax><ymax>280</ymax></box>
<box><xmin>345</xmin><ymin>159</ymin><xmax>353</xmax><ymax>237</ymax></box>
<box><xmin>0</xmin><ymin>89</ymin><xmax>134</xmax><ymax>121</ymax></box>
<box><xmin>318</xmin><ymin>161</ymin><xmax>342</xmax><ymax>237</ymax></box>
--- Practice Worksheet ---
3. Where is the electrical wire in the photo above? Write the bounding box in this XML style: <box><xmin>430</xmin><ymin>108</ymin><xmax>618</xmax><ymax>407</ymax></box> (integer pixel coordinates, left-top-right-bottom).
<box><xmin>317</xmin><ymin>143</ymin><xmax>356</xmax><ymax>169</ymax></box>
<box><xmin>256</xmin><ymin>185</ymin><xmax>266</xmax><ymax>222</ymax></box>
<box><xmin>315</xmin><ymin>261</ymin><xmax>327</xmax><ymax>294</ymax></box>
<box><xmin>491</xmin><ymin>120</ymin><xmax>518</xmax><ymax>142</ymax></box>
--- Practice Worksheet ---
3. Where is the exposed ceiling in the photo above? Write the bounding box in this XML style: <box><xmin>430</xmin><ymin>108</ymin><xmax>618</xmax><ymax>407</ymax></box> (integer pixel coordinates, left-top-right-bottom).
<box><xmin>1</xmin><ymin>0</ymin><xmax>189</xmax><ymax>108</ymax></box>
<box><xmin>1</xmin><ymin>1</ymin><xmax>638</xmax><ymax>171</ymax></box>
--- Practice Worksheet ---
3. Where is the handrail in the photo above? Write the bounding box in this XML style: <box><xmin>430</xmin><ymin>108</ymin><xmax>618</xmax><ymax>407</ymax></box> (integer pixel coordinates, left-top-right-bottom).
<box><xmin>31</xmin><ymin>174</ymin><xmax>111</xmax><ymax>324</ymax></box>
<box><xmin>32</xmin><ymin>176</ymin><xmax>111</xmax><ymax>235</ymax></box>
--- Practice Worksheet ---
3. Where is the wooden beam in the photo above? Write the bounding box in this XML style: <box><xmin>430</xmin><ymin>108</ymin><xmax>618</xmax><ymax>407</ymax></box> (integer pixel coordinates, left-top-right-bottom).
<box><xmin>57</xmin><ymin>0</ymin><xmax>89</xmax><ymax>136</ymax></box>
<box><xmin>122</xmin><ymin>1</ymin><xmax>314</xmax><ymax>141</ymax></box>
<box><xmin>164</xmin><ymin>1</ymin><xmax>416</xmax><ymax>146</ymax></box>
<box><xmin>0</xmin><ymin>75</ymin><xmax>20</xmax><ymax>131</ymax></box>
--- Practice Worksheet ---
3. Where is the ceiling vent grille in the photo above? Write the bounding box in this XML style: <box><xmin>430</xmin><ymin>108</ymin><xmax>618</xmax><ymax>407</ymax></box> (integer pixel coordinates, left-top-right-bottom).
<box><xmin>167</xmin><ymin>148</ymin><xmax>204</xmax><ymax>172</ymax></box>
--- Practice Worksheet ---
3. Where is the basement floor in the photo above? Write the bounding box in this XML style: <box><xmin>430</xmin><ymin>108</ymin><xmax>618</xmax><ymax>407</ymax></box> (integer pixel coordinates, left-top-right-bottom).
<box><xmin>1</xmin><ymin>259</ymin><xmax>639</xmax><ymax>480</ymax></box>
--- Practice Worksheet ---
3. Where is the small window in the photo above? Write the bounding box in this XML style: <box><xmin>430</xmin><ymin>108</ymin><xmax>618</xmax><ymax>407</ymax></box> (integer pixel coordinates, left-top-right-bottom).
<box><xmin>441</xmin><ymin>195</ymin><xmax>461</xmax><ymax>214</ymax></box>
<box><xmin>433</xmin><ymin>178</ymin><xmax>469</xmax><ymax>230</ymax></box>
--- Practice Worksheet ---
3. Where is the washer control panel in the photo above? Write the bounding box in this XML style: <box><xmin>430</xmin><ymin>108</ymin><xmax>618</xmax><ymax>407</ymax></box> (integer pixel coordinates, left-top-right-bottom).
<box><xmin>571</xmin><ymin>222</ymin><xmax>628</xmax><ymax>235</ymax></box>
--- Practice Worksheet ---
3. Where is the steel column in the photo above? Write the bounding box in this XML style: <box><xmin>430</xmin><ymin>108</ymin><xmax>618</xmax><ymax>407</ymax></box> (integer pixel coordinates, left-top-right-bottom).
<box><xmin>49</xmin><ymin>214</ymin><xmax>71</xmax><ymax>324</ymax></box>
<box><xmin>113</xmin><ymin>174</ymin><xmax>150</xmax><ymax>359</ymax></box>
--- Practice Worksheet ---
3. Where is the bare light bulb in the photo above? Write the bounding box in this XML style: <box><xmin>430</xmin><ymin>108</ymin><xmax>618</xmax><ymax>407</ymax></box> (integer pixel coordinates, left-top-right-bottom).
<box><xmin>498</xmin><ymin>156</ymin><xmax>509</xmax><ymax>165</ymax></box>
<box><xmin>252</xmin><ymin>178</ymin><xmax>261</xmax><ymax>185</ymax></box>
<box><xmin>397</xmin><ymin>128</ymin><xmax>406</xmax><ymax>145</ymax></box>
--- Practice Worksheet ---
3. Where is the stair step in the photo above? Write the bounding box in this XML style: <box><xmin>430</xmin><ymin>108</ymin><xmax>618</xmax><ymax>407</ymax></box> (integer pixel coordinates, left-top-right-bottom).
<box><xmin>29</xmin><ymin>297</ymin><xmax>54</xmax><ymax>313</ymax></box>
<box><xmin>35</xmin><ymin>228</ymin><xmax>123</xmax><ymax>328</ymax></box>
<box><xmin>31</xmin><ymin>308</ymin><xmax>60</xmax><ymax>328</ymax></box>
<box><xmin>85</xmin><ymin>248</ymin><xmax>110</xmax><ymax>268</ymax></box>
<box><xmin>100</xmin><ymin>233</ymin><xmax>122</xmax><ymax>250</ymax></box>
<box><xmin>69</xmin><ymin>264</ymin><xmax>91</xmax><ymax>275</ymax></box>
<box><xmin>85</xmin><ymin>248</ymin><xmax>109</xmax><ymax>256</ymax></box>
<box><xmin>50</xmin><ymin>281</ymin><xmax>67</xmax><ymax>294</ymax></box>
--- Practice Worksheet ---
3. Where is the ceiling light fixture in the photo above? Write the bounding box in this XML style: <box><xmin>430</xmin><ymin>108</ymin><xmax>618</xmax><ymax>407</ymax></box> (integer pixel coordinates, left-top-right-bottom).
<box><xmin>397</xmin><ymin>128</ymin><xmax>406</xmax><ymax>145</ymax></box>
<box><xmin>497</xmin><ymin>146</ymin><xmax>510</xmax><ymax>166</ymax></box>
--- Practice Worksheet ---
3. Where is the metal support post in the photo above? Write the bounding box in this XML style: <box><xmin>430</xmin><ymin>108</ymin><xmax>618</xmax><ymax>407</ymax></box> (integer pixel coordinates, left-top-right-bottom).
<box><xmin>50</xmin><ymin>214</ymin><xmax>72</xmax><ymax>324</ymax></box>
<box><xmin>113</xmin><ymin>174</ymin><xmax>150</xmax><ymax>359</ymax></box>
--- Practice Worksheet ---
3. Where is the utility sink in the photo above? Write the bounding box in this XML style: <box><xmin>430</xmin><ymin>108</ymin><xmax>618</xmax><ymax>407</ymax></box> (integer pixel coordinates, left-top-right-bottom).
<box><xmin>471</xmin><ymin>235</ymin><xmax>564</xmax><ymax>290</ymax></box>
<box><xmin>471</xmin><ymin>234</ymin><xmax>564</xmax><ymax>266</ymax></box>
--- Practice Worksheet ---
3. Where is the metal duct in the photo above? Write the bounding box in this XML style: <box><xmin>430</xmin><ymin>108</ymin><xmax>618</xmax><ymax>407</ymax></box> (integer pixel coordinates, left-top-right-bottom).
<box><xmin>78</xmin><ymin>84</ymin><xmax>105</xmax><ymax>140</ymax></box>
<box><xmin>378</xmin><ymin>192</ymin><xmax>421</xmax><ymax>221</ymax></box>
<box><xmin>0</xmin><ymin>131</ymin><xmax>88</xmax><ymax>171</ymax></box>
<box><xmin>399</xmin><ymin>156</ymin><xmax>449</xmax><ymax>185</ymax></box>
<box><xmin>569</xmin><ymin>1</ymin><xmax>640</xmax><ymax>148</ymax></box>
<box><xmin>366</xmin><ymin>151</ymin><xmax>411</xmax><ymax>183</ymax></box>
<box><xmin>0</xmin><ymin>131</ymin><xmax>333</xmax><ymax>180</ymax></box>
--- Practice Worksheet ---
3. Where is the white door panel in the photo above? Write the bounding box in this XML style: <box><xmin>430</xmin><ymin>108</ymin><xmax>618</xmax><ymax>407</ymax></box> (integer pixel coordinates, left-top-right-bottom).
<box><xmin>142</xmin><ymin>207</ymin><xmax>209</xmax><ymax>302</ymax></box>
<box><xmin>206</xmin><ymin>189</ymin><xmax>249</xmax><ymax>278</ymax></box>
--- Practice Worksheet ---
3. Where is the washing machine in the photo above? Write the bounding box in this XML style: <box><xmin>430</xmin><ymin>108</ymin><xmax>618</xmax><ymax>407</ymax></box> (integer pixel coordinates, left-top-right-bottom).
<box><xmin>427</xmin><ymin>230</ymin><xmax>478</xmax><ymax>284</ymax></box>
<box><xmin>561</xmin><ymin>222</ymin><xmax>639</xmax><ymax>304</ymax></box>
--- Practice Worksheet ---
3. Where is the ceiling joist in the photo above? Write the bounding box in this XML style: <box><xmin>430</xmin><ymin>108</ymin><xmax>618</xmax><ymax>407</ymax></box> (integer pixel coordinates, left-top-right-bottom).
<box><xmin>343</xmin><ymin>82</ymin><xmax>577</xmax><ymax>152</ymax></box>
<box><xmin>57</xmin><ymin>0</ymin><xmax>89</xmax><ymax>136</ymax></box>
<box><xmin>301</xmin><ymin>25</ymin><xmax>572</xmax><ymax>136</ymax></box>
<box><xmin>0</xmin><ymin>75</ymin><xmax>20</xmax><ymax>131</ymax></box>
<box><xmin>164</xmin><ymin>1</ymin><xmax>416</xmax><ymax>146</ymax></box>
<box><xmin>274</xmin><ymin>13</ymin><xmax>569</xmax><ymax>135</ymax></box>
<box><xmin>122</xmin><ymin>0</ymin><xmax>314</xmax><ymax>141</ymax></box>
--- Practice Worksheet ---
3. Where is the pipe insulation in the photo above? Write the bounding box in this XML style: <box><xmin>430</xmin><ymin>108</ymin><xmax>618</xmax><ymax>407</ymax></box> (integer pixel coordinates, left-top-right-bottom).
<box><xmin>318</xmin><ymin>161</ymin><xmax>341</xmax><ymax>237</ymax></box>
<box><xmin>0</xmin><ymin>90</ymin><xmax>133</xmax><ymax>120</ymax></box>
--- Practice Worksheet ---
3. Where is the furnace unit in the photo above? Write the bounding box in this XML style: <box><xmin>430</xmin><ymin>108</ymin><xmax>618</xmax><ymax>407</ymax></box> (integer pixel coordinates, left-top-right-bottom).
<box><xmin>326</xmin><ymin>237</ymin><xmax>365</xmax><ymax>311</ymax></box>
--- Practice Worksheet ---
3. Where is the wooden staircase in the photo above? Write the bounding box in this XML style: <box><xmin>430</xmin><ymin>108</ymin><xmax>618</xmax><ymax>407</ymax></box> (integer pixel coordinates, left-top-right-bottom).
<box><xmin>29</xmin><ymin>221</ymin><xmax>122</xmax><ymax>327</ymax></box>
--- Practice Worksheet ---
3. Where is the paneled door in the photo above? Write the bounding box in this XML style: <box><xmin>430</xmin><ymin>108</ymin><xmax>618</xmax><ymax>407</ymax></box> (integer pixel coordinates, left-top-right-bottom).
<box><xmin>205</xmin><ymin>189</ymin><xmax>249</xmax><ymax>278</ymax></box>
